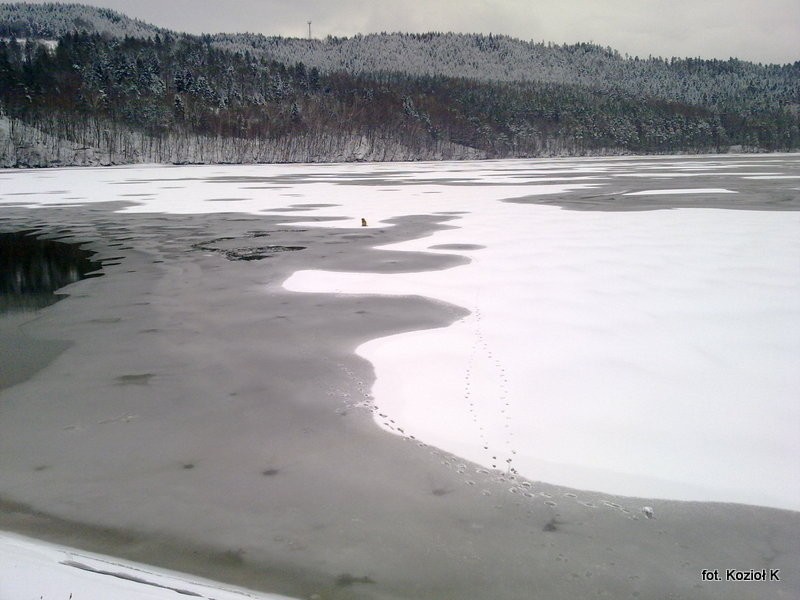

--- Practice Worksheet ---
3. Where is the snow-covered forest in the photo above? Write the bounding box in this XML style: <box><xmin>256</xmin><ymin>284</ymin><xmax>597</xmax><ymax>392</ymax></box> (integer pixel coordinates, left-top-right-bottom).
<box><xmin>215</xmin><ymin>32</ymin><xmax>799</xmax><ymax>112</ymax></box>
<box><xmin>0</xmin><ymin>2</ymin><xmax>164</xmax><ymax>39</ymax></box>
<box><xmin>1</xmin><ymin>2</ymin><xmax>798</xmax><ymax>167</ymax></box>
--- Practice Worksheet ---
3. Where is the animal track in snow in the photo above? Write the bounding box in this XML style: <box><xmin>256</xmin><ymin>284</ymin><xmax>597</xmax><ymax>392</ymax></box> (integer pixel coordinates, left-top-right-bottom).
<box><xmin>329</xmin><ymin>317</ymin><xmax>636</xmax><ymax>516</ymax></box>
<box><xmin>462</xmin><ymin>307</ymin><xmax>517</xmax><ymax>475</ymax></box>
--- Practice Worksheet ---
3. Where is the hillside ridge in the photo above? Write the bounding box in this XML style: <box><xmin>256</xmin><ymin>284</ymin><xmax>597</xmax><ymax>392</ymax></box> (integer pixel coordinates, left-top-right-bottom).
<box><xmin>1</xmin><ymin>3</ymin><xmax>797</xmax><ymax>167</ymax></box>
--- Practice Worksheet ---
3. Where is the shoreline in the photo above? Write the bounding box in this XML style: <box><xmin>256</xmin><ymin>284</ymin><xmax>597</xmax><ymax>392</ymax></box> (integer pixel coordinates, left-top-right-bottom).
<box><xmin>3</xmin><ymin>149</ymin><xmax>800</xmax><ymax>173</ymax></box>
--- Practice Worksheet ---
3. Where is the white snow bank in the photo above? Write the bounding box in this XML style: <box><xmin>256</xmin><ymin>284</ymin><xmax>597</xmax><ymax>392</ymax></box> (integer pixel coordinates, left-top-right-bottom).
<box><xmin>0</xmin><ymin>532</ymin><xmax>298</xmax><ymax>600</ymax></box>
<box><xmin>285</xmin><ymin>202</ymin><xmax>800</xmax><ymax>510</ymax></box>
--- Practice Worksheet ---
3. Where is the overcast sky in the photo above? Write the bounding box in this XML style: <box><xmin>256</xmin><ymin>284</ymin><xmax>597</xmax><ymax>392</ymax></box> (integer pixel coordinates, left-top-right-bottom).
<box><xmin>26</xmin><ymin>0</ymin><xmax>800</xmax><ymax>64</ymax></box>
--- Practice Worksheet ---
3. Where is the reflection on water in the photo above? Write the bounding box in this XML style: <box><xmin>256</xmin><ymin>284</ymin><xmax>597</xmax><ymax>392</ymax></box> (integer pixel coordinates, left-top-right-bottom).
<box><xmin>0</xmin><ymin>231</ymin><xmax>102</xmax><ymax>312</ymax></box>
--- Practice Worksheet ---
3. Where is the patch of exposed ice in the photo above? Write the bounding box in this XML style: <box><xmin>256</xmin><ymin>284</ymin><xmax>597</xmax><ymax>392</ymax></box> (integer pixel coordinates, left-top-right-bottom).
<box><xmin>623</xmin><ymin>188</ymin><xmax>737</xmax><ymax>196</ymax></box>
<box><xmin>742</xmin><ymin>175</ymin><xmax>800</xmax><ymax>179</ymax></box>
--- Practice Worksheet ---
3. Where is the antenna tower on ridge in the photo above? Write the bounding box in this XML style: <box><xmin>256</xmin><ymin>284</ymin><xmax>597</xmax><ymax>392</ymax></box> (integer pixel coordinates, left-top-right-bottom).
<box><xmin>307</xmin><ymin>21</ymin><xmax>312</xmax><ymax>40</ymax></box>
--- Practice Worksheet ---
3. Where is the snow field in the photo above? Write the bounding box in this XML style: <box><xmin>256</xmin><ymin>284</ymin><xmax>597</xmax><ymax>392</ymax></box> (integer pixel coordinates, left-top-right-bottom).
<box><xmin>0</xmin><ymin>532</ymin><xmax>297</xmax><ymax>600</ymax></box>
<box><xmin>285</xmin><ymin>201</ymin><xmax>800</xmax><ymax>509</ymax></box>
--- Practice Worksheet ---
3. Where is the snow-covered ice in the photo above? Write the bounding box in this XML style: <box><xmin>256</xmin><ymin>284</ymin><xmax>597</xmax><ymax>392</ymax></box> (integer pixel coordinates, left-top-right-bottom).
<box><xmin>2</xmin><ymin>154</ymin><xmax>799</xmax><ymax>599</ymax></box>
<box><xmin>1</xmin><ymin>156</ymin><xmax>798</xmax><ymax>513</ymax></box>
<box><xmin>284</xmin><ymin>202</ymin><xmax>800</xmax><ymax>510</ymax></box>
<box><xmin>0</xmin><ymin>532</ymin><xmax>297</xmax><ymax>600</ymax></box>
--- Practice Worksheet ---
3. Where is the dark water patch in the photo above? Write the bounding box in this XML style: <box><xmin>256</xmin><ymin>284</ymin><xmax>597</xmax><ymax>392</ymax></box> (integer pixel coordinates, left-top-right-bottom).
<box><xmin>227</xmin><ymin>246</ymin><xmax>306</xmax><ymax>261</ymax></box>
<box><xmin>195</xmin><ymin>232</ymin><xmax>308</xmax><ymax>261</ymax></box>
<box><xmin>291</xmin><ymin>203</ymin><xmax>339</xmax><ymax>208</ymax></box>
<box><xmin>194</xmin><ymin>239</ymin><xmax>306</xmax><ymax>262</ymax></box>
<box><xmin>262</xmin><ymin>207</ymin><xmax>313</xmax><ymax>213</ymax></box>
<box><xmin>429</xmin><ymin>243</ymin><xmax>485</xmax><ymax>251</ymax></box>
<box><xmin>0</xmin><ymin>231</ymin><xmax>103</xmax><ymax>313</ymax></box>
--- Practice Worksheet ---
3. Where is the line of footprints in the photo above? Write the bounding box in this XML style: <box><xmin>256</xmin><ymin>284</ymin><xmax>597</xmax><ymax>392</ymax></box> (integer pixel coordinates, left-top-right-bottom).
<box><xmin>327</xmin><ymin>318</ymin><xmax>642</xmax><ymax>520</ymax></box>
<box><xmin>465</xmin><ymin>307</ymin><xmax>516</xmax><ymax>474</ymax></box>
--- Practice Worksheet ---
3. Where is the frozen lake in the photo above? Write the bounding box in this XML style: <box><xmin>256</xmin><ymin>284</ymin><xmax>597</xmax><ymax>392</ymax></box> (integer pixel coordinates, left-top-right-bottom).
<box><xmin>286</xmin><ymin>178</ymin><xmax>800</xmax><ymax>509</ymax></box>
<box><xmin>1</xmin><ymin>154</ymin><xmax>799</xmax><ymax>600</ymax></box>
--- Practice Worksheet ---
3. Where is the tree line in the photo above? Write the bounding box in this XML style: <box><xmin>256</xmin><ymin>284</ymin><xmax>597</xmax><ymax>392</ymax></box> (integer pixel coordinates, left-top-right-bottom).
<box><xmin>1</xmin><ymin>29</ymin><xmax>797</xmax><ymax>166</ymax></box>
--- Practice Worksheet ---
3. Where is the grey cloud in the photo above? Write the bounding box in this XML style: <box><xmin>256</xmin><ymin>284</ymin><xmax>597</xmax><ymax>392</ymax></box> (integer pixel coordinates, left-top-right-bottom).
<box><xmin>19</xmin><ymin>0</ymin><xmax>800</xmax><ymax>63</ymax></box>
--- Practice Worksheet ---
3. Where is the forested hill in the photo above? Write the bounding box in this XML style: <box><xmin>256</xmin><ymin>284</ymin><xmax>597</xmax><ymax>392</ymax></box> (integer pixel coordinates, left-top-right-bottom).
<box><xmin>1</xmin><ymin>3</ymin><xmax>798</xmax><ymax>167</ymax></box>
<box><xmin>214</xmin><ymin>33</ymin><xmax>799</xmax><ymax>113</ymax></box>
<box><xmin>0</xmin><ymin>2</ymin><xmax>164</xmax><ymax>39</ymax></box>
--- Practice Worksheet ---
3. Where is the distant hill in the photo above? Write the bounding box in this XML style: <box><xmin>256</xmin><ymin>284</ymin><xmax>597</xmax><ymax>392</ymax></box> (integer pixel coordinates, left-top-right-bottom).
<box><xmin>0</xmin><ymin>2</ymin><xmax>163</xmax><ymax>39</ymax></box>
<box><xmin>213</xmin><ymin>32</ymin><xmax>800</xmax><ymax>113</ymax></box>
<box><xmin>1</xmin><ymin>2</ymin><xmax>798</xmax><ymax>167</ymax></box>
